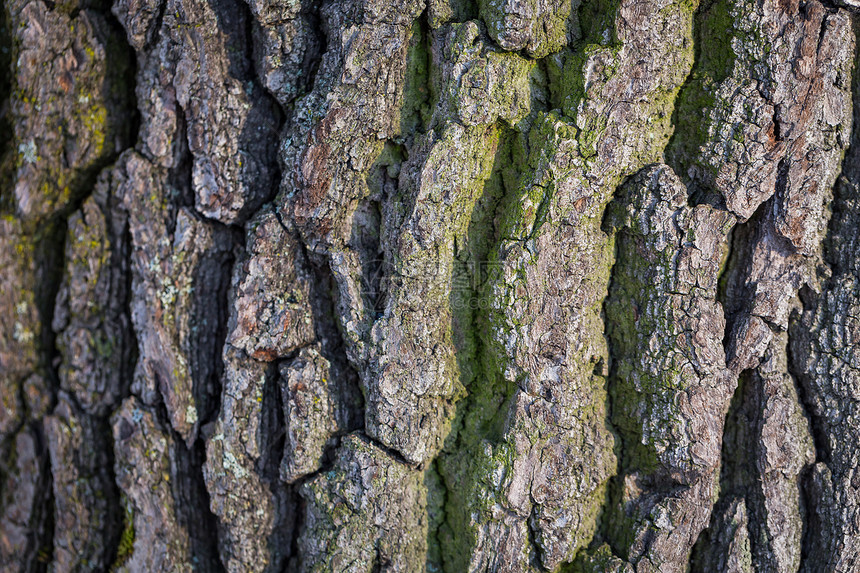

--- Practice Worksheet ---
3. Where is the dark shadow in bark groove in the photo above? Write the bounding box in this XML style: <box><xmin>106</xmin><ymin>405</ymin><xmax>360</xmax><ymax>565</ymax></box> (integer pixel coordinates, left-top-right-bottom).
<box><xmin>22</xmin><ymin>422</ymin><xmax>53</xmax><ymax>573</ymax></box>
<box><xmin>255</xmin><ymin>359</ymin><xmax>296</xmax><ymax>571</ymax></box>
<box><xmin>0</xmin><ymin>4</ymin><xmax>13</xmax><ymax>200</ymax></box>
<box><xmin>358</xmin><ymin>141</ymin><xmax>405</xmax><ymax>323</ymax></box>
<box><xmin>719</xmin><ymin>197</ymin><xmax>771</xmax><ymax>362</ymax></box>
<box><xmin>689</xmin><ymin>369</ymin><xmax>756</xmax><ymax>571</ymax></box>
<box><xmin>666</xmin><ymin>0</ymin><xmax>736</xmax><ymax>211</ymax></box>
<box><xmin>788</xmin><ymin>317</ymin><xmax>826</xmax><ymax>572</ymax></box>
<box><xmin>401</xmin><ymin>11</ymin><xmax>432</xmax><ymax>139</ymax></box>
<box><xmin>192</xmin><ymin>222</ymin><xmax>237</xmax><ymax>431</ymax></box>
<box><xmin>433</xmin><ymin>125</ymin><xmax>523</xmax><ymax>572</ymax></box>
<box><xmin>17</xmin><ymin>3</ymin><xmax>140</xmax><ymax>566</ymax></box>
<box><xmin>580</xmin><ymin>184</ymin><xmax>630</xmax><ymax>563</ymax></box>
<box><xmin>147</xmin><ymin>393</ymin><xmax>226</xmax><ymax>573</ymax></box>
<box><xmin>788</xmin><ymin>294</ymin><xmax>830</xmax><ymax>468</ymax></box>
<box><xmin>99</xmin><ymin>196</ymin><xmax>141</xmax><ymax>571</ymax></box>
<box><xmin>305</xmin><ymin>247</ymin><xmax>366</xmax><ymax>432</ymax></box>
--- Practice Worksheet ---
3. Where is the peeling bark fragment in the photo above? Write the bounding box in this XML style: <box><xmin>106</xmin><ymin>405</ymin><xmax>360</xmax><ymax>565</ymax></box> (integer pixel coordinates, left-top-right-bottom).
<box><xmin>746</xmin><ymin>335</ymin><xmax>814</xmax><ymax>572</ymax></box>
<box><xmin>45</xmin><ymin>395</ymin><xmax>121</xmax><ymax>572</ymax></box>
<box><xmin>279</xmin><ymin>345</ymin><xmax>361</xmax><ymax>483</ymax></box>
<box><xmin>117</xmin><ymin>0</ymin><xmax>281</xmax><ymax>225</ymax></box>
<box><xmin>676</xmin><ymin>0</ymin><xmax>853</xmax><ymax>243</ymax></box>
<box><xmin>112</xmin><ymin>0</ymin><xmax>162</xmax><ymax>50</ymax></box>
<box><xmin>281</xmin><ymin>0</ymin><xmax>424</xmax><ymax>255</ymax></box>
<box><xmin>0</xmin><ymin>426</ymin><xmax>51</xmax><ymax>573</ymax></box>
<box><xmin>111</xmin><ymin>397</ymin><xmax>194</xmax><ymax>572</ymax></box>
<box><xmin>203</xmin><ymin>207</ymin><xmax>318</xmax><ymax>571</ymax></box>
<box><xmin>121</xmin><ymin>151</ymin><xmax>233</xmax><ymax>444</ymax></box>
<box><xmin>0</xmin><ymin>0</ymin><xmax>134</xmax><ymax>568</ymax></box>
<box><xmin>439</xmin><ymin>22</ymin><xmax>537</xmax><ymax>127</ymax></box>
<box><xmin>228</xmin><ymin>207</ymin><xmax>315</xmax><ymax>361</ymax></box>
<box><xmin>243</xmin><ymin>0</ymin><xmax>320</xmax><ymax>106</ymax></box>
<box><xmin>695</xmin><ymin>334</ymin><xmax>814</xmax><ymax>573</ymax></box>
<box><xmin>603</xmin><ymin>164</ymin><xmax>733</xmax><ymax>572</ymax></box>
<box><xmin>337</xmin><ymin>24</ymin><xmax>538</xmax><ymax>465</ymax></box>
<box><xmin>52</xmin><ymin>170</ymin><xmax>132</xmax><ymax>417</ymax></box>
<box><xmin>790</xmin><ymin>61</ymin><xmax>860</xmax><ymax>569</ymax></box>
<box><xmin>692</xmin><ymin>498</ymin><xmax>753</xmax><ymax>573</ymax></box>
<box><xmin>168</xmin><ymin>0</ymin><xmax>281</xmax><ymax>224</ymax></box>
<box><xmin>480</xmin><ymin>0</ymin><xmax>580</xmax><ymax>58</ymax></box>
<box><xmin>204</xmin><ymin>348</ymin><xmax>294</xmax><ymax>573</ymax></box>
<box><xmin>277</xmin><ymin>4</ymin><xmax>428</xmax><ymax>471</ymax></box>
<box><xmin>6</xmin><ymin>0</ymin><xmax>132</xmax><ymax>223</ymax></box>
<box><xmin>0</xmin><ymin>225</ymin><xmax>53</xmax><ymax>573</ymax></box>
<box><xmin>297</xmin><ymin>433</ymin><xmax>428</xmax><ymax>572</ymax></box>
<box><xmin>364</xmin><ymin>121</ymin><xmax>500</xmax><ymax>464</ymax></box>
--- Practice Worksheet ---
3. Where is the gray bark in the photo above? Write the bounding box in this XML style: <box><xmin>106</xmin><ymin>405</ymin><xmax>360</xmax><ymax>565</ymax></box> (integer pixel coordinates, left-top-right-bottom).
<box><xmin>2</xmin><ymin>0</ymin><xmax>860</xmax><ymax>571</ymax></box>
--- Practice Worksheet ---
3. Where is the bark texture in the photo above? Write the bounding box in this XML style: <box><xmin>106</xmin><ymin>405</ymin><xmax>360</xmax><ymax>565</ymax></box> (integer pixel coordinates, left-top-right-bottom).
<box><xmin>2</xmin><ymin>0</ymin><xmax>860</xmax><ymax>571</ymax></box>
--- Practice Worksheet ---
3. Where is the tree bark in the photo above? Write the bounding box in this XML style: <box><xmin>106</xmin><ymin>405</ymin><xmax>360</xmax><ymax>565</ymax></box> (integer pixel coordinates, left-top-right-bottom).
<box><xmin>2</xmin><ymin>0</ymin><xmax>860</xmax><ymax>571</ymax></box>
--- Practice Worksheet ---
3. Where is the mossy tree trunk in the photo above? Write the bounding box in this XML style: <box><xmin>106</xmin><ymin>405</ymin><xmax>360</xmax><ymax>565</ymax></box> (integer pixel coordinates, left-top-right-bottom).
<box><xmin>2</xmin><ymin>0</ymin><xmax>860</xmax><ymax>571</ymax></box>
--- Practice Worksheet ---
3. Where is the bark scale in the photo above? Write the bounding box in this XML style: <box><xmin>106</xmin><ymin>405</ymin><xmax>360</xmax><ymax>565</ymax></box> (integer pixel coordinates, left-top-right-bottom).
<box><xmin>1</xmin><ymin>0</ymin><xmax>859</xmax><ymax>571</ymax></box>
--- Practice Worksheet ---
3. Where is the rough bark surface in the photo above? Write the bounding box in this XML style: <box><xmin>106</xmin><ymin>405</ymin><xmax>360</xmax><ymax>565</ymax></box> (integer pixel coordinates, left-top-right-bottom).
<box><xmin>2</xmin><ymin>0</ymin><xmax>860</xmax><ymax>571</ymax></box>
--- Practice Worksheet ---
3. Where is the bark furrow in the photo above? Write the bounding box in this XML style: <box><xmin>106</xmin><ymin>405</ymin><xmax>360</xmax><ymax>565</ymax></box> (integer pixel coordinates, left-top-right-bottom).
<box><xmin>2</xmin><ymin>0</ymin><xmax>860</xmax><ymax>572</ymax></box>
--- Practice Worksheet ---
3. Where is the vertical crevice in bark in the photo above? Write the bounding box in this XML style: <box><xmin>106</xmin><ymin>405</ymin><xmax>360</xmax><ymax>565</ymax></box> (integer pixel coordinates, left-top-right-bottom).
<box><xmin>788</xmin><ymin>306</ymin><xmax>827</xmax><ymax>571</ymax></box>
<box><xmin>689</xmin><ymin>369</ymin><xmax>757</xmax><ymax>571</ymax></box>
<box><xmin>0</xmin><ymin>4</ymin><xmax>13</xmax><ymax>197</ymax></box>
<box><xmin>28</xmin><ymin>225</ymin><xmax>64</xmax><ymax>573</ymax></box>
<box><xmin>666</xmin><ymin>0</ymin><xmax>734</xmax><ymax>210</ymax></box>
<box><xmin>258</xmin><ymin>361</ymin><xmax>288</xmax><ymax>483</ymax></box>
<box><xmin>436</xmin><ymin>126</ymin><xmax>521</xmax><ymax>572</ymax></box>
<box><xmin>147</xmin><ymin>394</ymin><xmax>225</xmax><ymax>572</ymax></box>
<box><xmin>1</xmin><ymin>0</ymin><xmax>140</xmax><ymax>567</ymax></box>
<box><xmin>588</xmin><ymin>210</ymin><xmax>625</xmax><ymax>561</ymax></box>
<box><xmin>402</xmin><ymin>13</ymin><xmax>432</xmax><ymax>137</ymax></box>
<box><xmin>358</xmin><ymin>141</ymin><xmax>405</xmax><ymax>322</ymax></box>
<box><xmin>424</xmin><ymin>458</ymin><xmax>448</xmax><ymax>570</ymax></box>
<box><xmin>103</xmin><ymin>187</ymin><xmax>140</xmax><ymax>570</ymax></box>
<box><xmin>23</xmin><ymin>424</ymin><xmax>52</xmax><ymax>573</ymax></box>
<box><xmin>174</xmin><ymin>440</ymin><xmax>226</xmax><ymax>573</ymax></box>
<box><xmin>301</xmin><ymin>241</ymin><xmax>366</xmax><ymax>444</ymax></box>
<box><xmin>156</xmin><ymin>90</ymin><xmax>235</xmax><ymax>556</ymax></box>
<box><xmin>168</xmin><ymin>105</ymin><xmax>194</xmax><ymax>218</ymax></box>
<box><xmin>718</xmin><ymin>202</ymin><xmax>762</xmax><ymax>357</ymax></box>
<box><xmin>200</xmin><ymin>226</ymin><xmax>239</xmax><ymax>428</ymax></box>
<box><xmin>259</xmin><ymin>359</ymin><xmax>296</xmax><ymax>568</ymax></box>
<box><xmin>787</xmin><ymin>294</ymin><xmax>830</xmax><ymax>467</ymax></box>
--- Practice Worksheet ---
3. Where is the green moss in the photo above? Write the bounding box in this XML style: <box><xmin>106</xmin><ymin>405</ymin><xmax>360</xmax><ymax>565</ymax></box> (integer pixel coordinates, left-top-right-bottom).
<box><xmin>568</xmin><ymin>543</ymin><xmax>630</xmax><ymax>573</ymax></box>
<box><xmin>479</xmin><ymin>0</ymin><xmax>572</xmax><ymax>58</ymax></box>
<box><xmin>429</xmin><ymin>0</ymin><xmax>703</xmax><ymax>566</ymax></box>
<box><xmin>549</xmin><ymin>43</ymin><xmax>621</xmax><ymax>124</ymax></box>
<box><xmin>667</xmin><ymin>0</ymin><xmax>742</xmax><ymax>178</ymax></box>
<box><xmin>111</xmin><ymin>497</ymin><xmax>135</xmax><ymax>571</ymax></box>
<box><xmin>401</xmin><ymin>17</ymin><xmax>433</xmax><ymax>137</ymax></box>
<box><xmin>577</xmin><ymin>0</ymin><xmax>622</xmax><ymax>46</ymax></box>
<box><xmin>434</xmin><ymin>126</ymin><xmax>524</xmax><ymax>572</ymax></box>
<box><xmin>93</xmin><ymin>332</ymin><xmax>114</xmax><ymax>359</ymax></box>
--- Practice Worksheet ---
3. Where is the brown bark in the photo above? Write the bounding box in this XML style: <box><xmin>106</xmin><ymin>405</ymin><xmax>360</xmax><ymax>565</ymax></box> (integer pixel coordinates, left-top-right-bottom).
<box><xmin>2</xmin><ymin>0</ymin><xmax>860</xmax><ymax>571</ymax></box>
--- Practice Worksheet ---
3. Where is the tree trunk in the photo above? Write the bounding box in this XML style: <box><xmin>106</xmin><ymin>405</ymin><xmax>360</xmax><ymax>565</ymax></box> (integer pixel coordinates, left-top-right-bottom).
<box><xmin>2</xmin><ymin>0</ymin><xmax>860</xmax><ymax>570</ymax></box>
